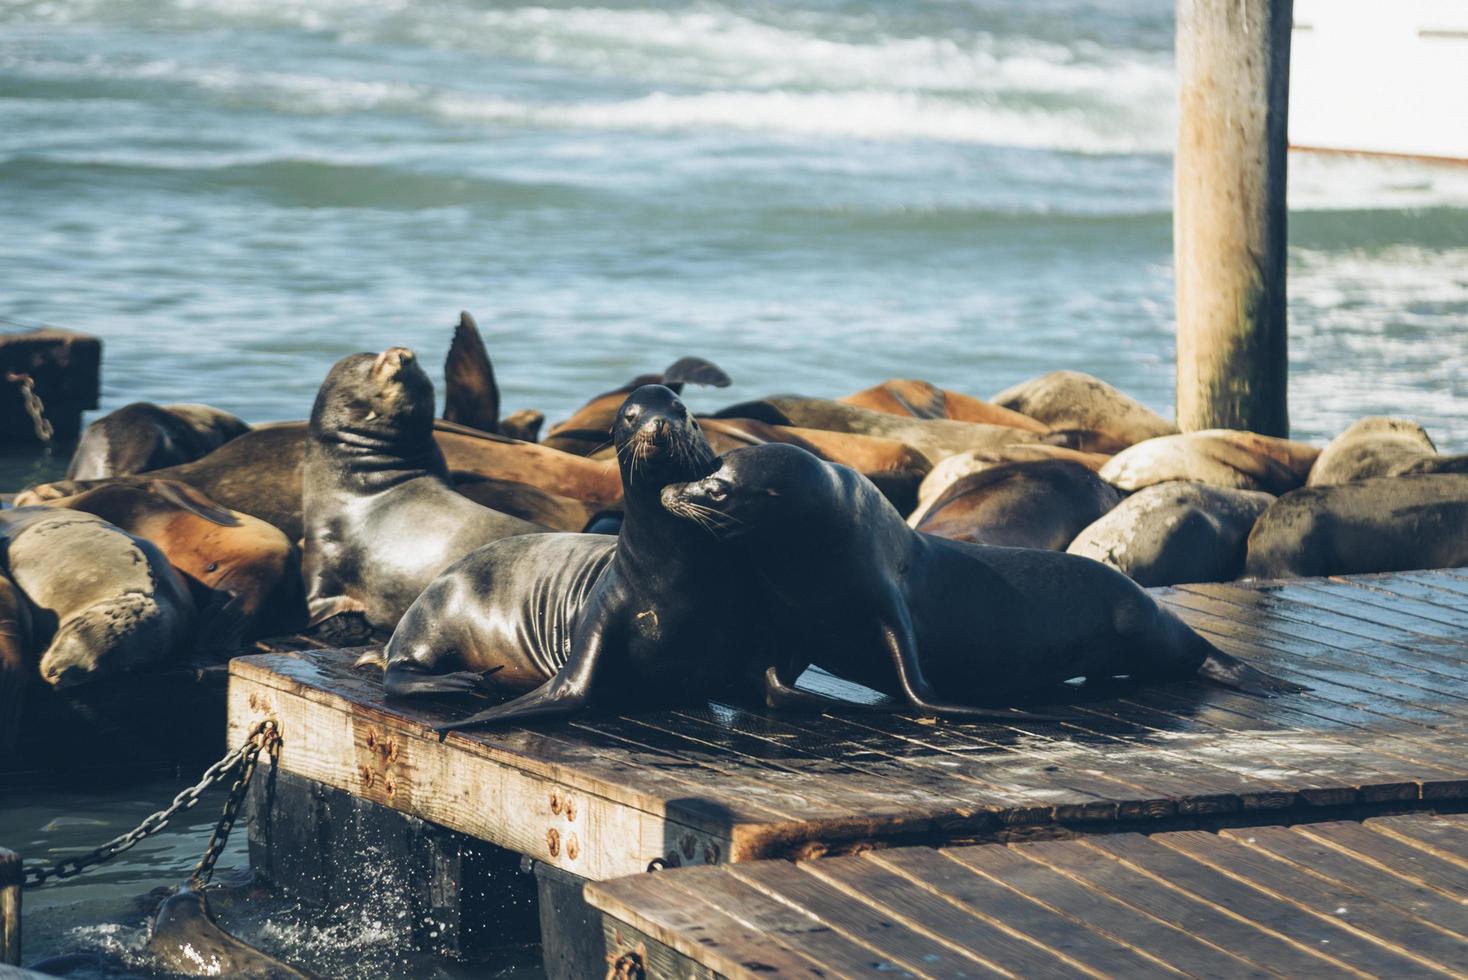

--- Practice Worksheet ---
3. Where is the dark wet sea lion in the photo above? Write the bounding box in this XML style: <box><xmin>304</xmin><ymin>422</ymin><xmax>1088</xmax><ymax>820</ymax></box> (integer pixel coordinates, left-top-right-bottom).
<box><xmin>912</xmin><ymin>459</ymin><xmax>1123</xmax><ymax>550</ymax></box>
<box><xmin>412</xmin><ymin>386</ymin><xmax>793</xmax><ymax>731</ymax></box>
<box><xmin>713</xmin><ymin>395</ymin><xmax>1046</xmax><ymax>462</ymax></box>
<box><xmin>149</xmin><ymin>888</ymin><xmax>320</xmax><ymax>979</ymax></box>
<box><xmin>303</xmin><ymin>348</ymin><xmax>547</xmax><ymax>628</ymax></box>
<box><xmin>452</xmin><ymin>474</ymin><xmax>603</xmax><ymax>532</ymax></box>
<box><xmin>40</xmin><ymin>480</ymin><xmax>306</xmax><ymax>649</ymax></box>
<box><xmin>67</xmin><ymin>402</ymin><xmax>251</xmax><ymax>480</ymax></box>
<box><xmin>1244</xmin><ymin>474</ymin><xmax>1468</xmax><ymax>579</ymax></box>
<box><xmin>441</xmin><ymin>310</ymin><xmax>500</xmax><ymax>433</ymax></box>
<box><xmin>1308</xmin><ymin>417</ymin><xmax>1468</xmax><ymax>486</ymax></box>
<box><xmin>1100</xmin><ymin>429</ymin><xmax>1319</xmax><ymax>494</ymax></box>
<box><xmin>1068</xmin><ymin>482</ymin><xmax>1274</xmax><ymax>587</ymax></box>
<box><xmin>910</xmin><ymin>444</ymin><xmax>1112</xmax><ymax>525</ymax></box>
<box><xmin>542</xmin><ymin>357</ymin><xmax>732</xmax><ymax>455</ymax></box>
<box><xmin>20</xmin><ymin>421</ymin><xmax>621</xmax><ymax>543</ymax></box>
<box><xmin>1</xmin><ymin>508</ymin><xmax>193</xmax><ymax>688</ymax></box>
<box><xmin>841</xmin><ymin>379</ymin><xmax>1047</xmax><ymax>432</ymax></box>
<box><xmin>0</xmin><ymin>569</ymin><xmax>32</xmax><ymax>757</ymax></box>
<box><xmin>662</xmin><ymin>444</ymin><xmax>1300</xmax><ymax>712</ymax></box>
<box><xmin>990</xmin><ymin>370</ymin><xmax>1177</xmax><ymax>453</ymax></box>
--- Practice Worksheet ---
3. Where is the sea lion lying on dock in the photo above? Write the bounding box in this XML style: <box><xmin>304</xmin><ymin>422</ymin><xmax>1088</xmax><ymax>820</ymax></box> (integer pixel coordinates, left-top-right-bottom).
<box><xmin>541</xmin><ymin>356</ymin><xmax>731</xmax><ymax>456</ymax></box>
<box><xmin>1244</xmin><ymin>474</ymin><xmax>1468</xmax><ymax>579</ymax></box>
<box><xmin>417</xmin><ymin>386</ymin><xmax>798</xmax><ymax>731</ymax></box>
<box><xmin>1068</xmin><ymin>482</ymin><xmax>1275</xmax><ymax>587</ymax></box>
<box><xmin>302</xmin><ymin>348</ymin><xmax>547</xmax><ymax>629</ymax></box>
<box><xmin>1308</xmin><ymin>417</ymin><xmax>1468</xmax><ymax>486</ymax></box>
<box><xmin>840</xmin><ymin>379</ymin><xmax>1047</xmax><ymax>431</ymax></box>
<box><xmin>1100</xmin><ymin>429</ymin><xmax>1319</xmax><ymax>495</ymax></box>
<box><xmin>911</xmin><ymin>459</ymin><xmax>1123</xmax><ymax>550</ymax></box>
<box><xmin>39</xmin><ymin>480</ymin><xmax>306</xmax><ymax>649</ymax></box>
<box><xmin>662</xmin><ymin>444</ymin><xmax>1301</xmax><ymax>712</ymax></box>
<box><xmin>0</xmin><ymin>508</ymin><xmax>193</xmax><ymax>688</ymax></box>
<box><xmin>990</xmin><ymin>370</ymin><xmax>1177</xmax><ymax>453</ymax></box>
<box><xmin>909</xmin><ymin>444</ymin><xmax>1111</xmax><ymax>525</ymax></box>
<box><xmin>66</xmin><ymin>402</ymin><xmax>250</xmax><ymax>480</ymax></box>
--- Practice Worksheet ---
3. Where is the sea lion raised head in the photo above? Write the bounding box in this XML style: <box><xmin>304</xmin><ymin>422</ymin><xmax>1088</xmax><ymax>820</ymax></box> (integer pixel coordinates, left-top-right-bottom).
<box><xmin>312</xmin><ymin>348</ymin><xmax>436</xmax><ymax>449</ymax></box>
<box><xmin>613</xmin><ymin>384</ymin><xmax>717</xmax><ymax>489</ymax></box>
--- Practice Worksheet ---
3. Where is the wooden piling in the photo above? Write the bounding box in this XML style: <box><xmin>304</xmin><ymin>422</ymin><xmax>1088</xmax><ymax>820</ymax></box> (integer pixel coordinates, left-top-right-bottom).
<box><xmin>0</xmin><ymin>327</ymin><xmax>101</xmax><ymax>445</ymax></box>
<box><xmin>0</xmin><ymin>848</ymin><xmax>19</xmax><ymax>966</ymax></box>
<box><xmin>1174</xmin><ymin>0</ymin><xmax>1292</xmax><ymax>436</ymax></box>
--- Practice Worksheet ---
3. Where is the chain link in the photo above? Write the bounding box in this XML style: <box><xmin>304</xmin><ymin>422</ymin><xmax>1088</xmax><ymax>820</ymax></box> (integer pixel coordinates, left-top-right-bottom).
<box><xmin>22</xmin><ymin>721</ymin><xmax>281</xmax><ymax>889</ymax></box>
<box><xmin>5</xmin><ymin>372</ymin><xmax>54</xmax><ymax>445</ymax></box>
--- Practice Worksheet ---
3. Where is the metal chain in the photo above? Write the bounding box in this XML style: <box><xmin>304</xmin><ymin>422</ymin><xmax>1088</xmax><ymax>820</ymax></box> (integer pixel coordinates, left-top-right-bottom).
<box><xmin>22</xmin><ymin>721</ymin><xmax>281</xmax><ymax>889</ymax></box>
<box><xmin>5</xmin><ymin>372</ymin><xmax>54</xmax><ymax>445</ymax></box>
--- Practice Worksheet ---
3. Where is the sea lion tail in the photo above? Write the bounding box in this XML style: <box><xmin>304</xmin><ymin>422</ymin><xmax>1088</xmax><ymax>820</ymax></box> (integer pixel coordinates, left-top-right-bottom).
<box><xmin>1198</xmin><ymin>648</ymin><xmax>1308</xmax><ymax>698</ymax></box>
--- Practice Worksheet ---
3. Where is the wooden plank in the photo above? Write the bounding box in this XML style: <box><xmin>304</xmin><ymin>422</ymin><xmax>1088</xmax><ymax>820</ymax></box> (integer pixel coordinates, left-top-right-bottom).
<box><xmin>587</xmin><ymin>870</ymin><xmax>848</xmax><ymax>980</ymax></box>
<box><xmin>944</xmin><ymin>843</ymin><xmax>1272</xmax><ymax>979</ymax></box>
<box><xmin>1085</xmin><ymin>833</ymin><xmax>1435</xmax><ymax>976</ymax></box>
<box><xmin>1219</xmin><ymin>826</ymin><xmax>1468</xmax><ymax>941</ymax></box>
<box><xmin>0</xmin><ymin>848</ymin><xmax>17</xmax><ymax>967</ymax></box>
<box><xmin>1158</xmin><ymin>830</ymin><xmax>1468</xmax><ymax>974</ymax></box>
<box><xmin>1364</xmin><ymin>814</ymin><xmax>1468</xmax><ymax>870</ymax></box>
<box><xmin>1316</xmin><ymin>579</ymin><xmax>1468</xmax><ymax>633</ymax></box>
<box><xmin>1294</xmin><ymin>821</ymin><xmax>1468</xmax><ymax>898</ymax></box>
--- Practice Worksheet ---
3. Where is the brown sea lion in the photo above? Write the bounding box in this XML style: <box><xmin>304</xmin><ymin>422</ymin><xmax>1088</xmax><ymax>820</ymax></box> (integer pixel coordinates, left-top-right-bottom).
<box><xmin>1244</xmin><ymin>474</ymin><xmax>1468</xmax><ymax>579</ymax></box>
<box><xmin>542</xmin><ymin>357</ymin><xmax>732</xmax><ymax>455</ymax></box>
<box><xmin>910</xmin><ymin>444</ymin><xmax>1113</xmax><ymax>525</ymax></box>
<box><xmin>452</xmin><ymin>475</ymin><xmax>604</xmax><ymax>532</ymax></box>
<box><xmin>1068</xmin><ymin>482</ymin><xmax>1275</xmax><ymax>586</ymax></box>
<box><xmin>990</xmin><ymin>370</ymin><xmax>1177</xmax><ymax>452</ymax></box>
<box><xmin>1308</xmin><ymin>417</ymin><xmax>1468</xmax><ymax>486</ymax></box>
<box><xmin>67</xmin><ymin>402</ymin><xmax>251</xmax><ymax>480</ymax></box>
<box><xmin>441</xmin><ymin>310</ymin><xmax>500</xmax><ymax>433</ymax></box>
<box><xmin>661</xmin><ymin>444</ymin><xmax>1301</xmax><ymax>713</ymax></box>
<box><xmin>39</xmin><ymin>480</ymin><xmax>306</xmax><ymax>649</ymax></box>
<box><xmin>0</xmin><ymin>569</ymin><xmax>32</xmax><ymax>757</ymax></box>
<box><xmin>912</xmin><ymin>459</ymin><xmax>1123</xmax><ymax>550</ymax></box>
<box><xmin>1100</xmin><ymin>430</ymin><xmax>1319</xmax><ymax>494</ymax></box>
<box><xmin>302</xmin><ymin>348</ymin><xmax>547</xmax><ymax>628</ymax></box>
<box><xmin>841</xmin><ymin>379</ymin><xmax>1047</xmax><ymax>432</ymax></box>
<box><xmin>19</xmin><ymin>422</ymin><xmax>621</xmax><ymax>542</ymax></box>
<box><xmin>0</xmin><ymin>508</ymin><xmax>194</xmax><ymax>688</ymax></box>
<box><xmin>497</xmin><ymin>408</ymin><xmax>545</xmax><ymax>443</ymax></box>
<box><xmin>713</xmin><ymin>396</ymin><xmax>1047</xmax><ymax>462</ymax></box>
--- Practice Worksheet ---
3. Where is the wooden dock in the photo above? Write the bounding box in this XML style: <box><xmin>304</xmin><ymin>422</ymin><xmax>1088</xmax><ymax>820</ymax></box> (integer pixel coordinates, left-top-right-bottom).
<box><xmin>585</xmin><ymin>811</ymin><xmax>1468</xmax><ymax>979</ymax></box>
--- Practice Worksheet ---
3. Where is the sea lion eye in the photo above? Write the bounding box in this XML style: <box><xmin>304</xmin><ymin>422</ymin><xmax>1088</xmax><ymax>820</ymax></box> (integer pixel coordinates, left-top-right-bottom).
<box><xmin>206</xmin><ymin>562</ymin><xmax>219</xmax><ymax>573</ymax></box>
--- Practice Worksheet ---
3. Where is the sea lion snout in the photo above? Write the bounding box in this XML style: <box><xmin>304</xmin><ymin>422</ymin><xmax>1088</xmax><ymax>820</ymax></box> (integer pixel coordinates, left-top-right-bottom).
<box><xmin>372</xmin><ymin>346</ymin><xmax>416</xmax><ymax>380</ymax></box>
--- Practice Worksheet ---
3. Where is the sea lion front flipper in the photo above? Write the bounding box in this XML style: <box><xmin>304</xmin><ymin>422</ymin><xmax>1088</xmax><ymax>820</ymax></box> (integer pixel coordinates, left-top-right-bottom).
<box><xmin>147</xmin><ymin>479</ymin><xmax>242</xmax><ymax>527</ymax></box>
<box><xmin>661</xmin><ymin>356</ymin><xmax>732</xmax><ymax>389</ymax></box>
<box><xmin>443</xmin><ymin>310</ymin><xmax>500</xmax><ymax>433</ymax></box>
<box><xmin>305</xmin><ymin>592</ymin><xmax>366</xmax><ymax>627</ymax></box>
<box><xmin>1197</xmin><ymin>649</ymin><xmax>1307</xmax><ymax>698</ymax></box>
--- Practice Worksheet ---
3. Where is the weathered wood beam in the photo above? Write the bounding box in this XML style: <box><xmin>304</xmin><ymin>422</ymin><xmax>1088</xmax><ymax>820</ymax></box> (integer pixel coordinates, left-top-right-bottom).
<box><xmin>1175</xmin><ymin>0</ymin><xmax>1292</xmax><ymax>436</ymax></box>
<box><xmin>0</xmin><ymin>847</ymin><xmax>19</xmax><ymax>966</ymax></box>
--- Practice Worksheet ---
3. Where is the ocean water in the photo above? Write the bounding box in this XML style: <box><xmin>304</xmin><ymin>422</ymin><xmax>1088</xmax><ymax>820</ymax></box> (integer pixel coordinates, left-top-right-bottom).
<box><xmin>2</xmin><ymin>0</ymin><xmax>1467</xmax><ymax>975</ymax></box>
<box><xmin>2</xmin><ymin>0</ymin><xmax>1465</xmax><ymax>450</ymax></box>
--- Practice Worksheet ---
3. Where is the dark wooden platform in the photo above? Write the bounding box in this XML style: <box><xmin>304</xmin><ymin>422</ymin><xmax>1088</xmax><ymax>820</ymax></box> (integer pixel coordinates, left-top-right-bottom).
<box><xmin>227</xmin><ymin>567</ymin><xmax>1468</xmax><ymax>881</ymax></box>
<box><xmin>586</xmin><ymin>811</ymin><xmax>1468</xmax><ymax>979</ymax></box>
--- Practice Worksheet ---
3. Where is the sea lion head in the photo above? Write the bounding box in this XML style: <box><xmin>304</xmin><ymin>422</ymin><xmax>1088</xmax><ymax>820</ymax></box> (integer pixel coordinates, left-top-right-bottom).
<box><xmin>613</xmin><ymin>384</ymin><xmax>716</xmax><ymax>486</ymax></box>
<box><xmin>310</xmin><ymin>348</ymin><xmax>435</xmax><ymax>442</ymax></box>
<box><xmin>661</xmin><ymin>443</ymin><xmax>827</xmax><ymax>540</ymax></box>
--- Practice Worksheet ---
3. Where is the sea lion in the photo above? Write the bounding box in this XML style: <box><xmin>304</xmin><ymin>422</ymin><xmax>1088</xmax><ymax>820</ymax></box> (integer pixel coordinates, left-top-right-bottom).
<box><xmin>414</xmin><ymin>386</ymin><xmax>800</xmax><ymax>731</ymax></box>
<box><xmin>20</xmin><ymin>421</ymin><xmax>621</xmax><ymax>543</ymax></box>
<box><xmin>1244</xmin><ymin>474</ymin><xmax>1468</xmax><ymax>579</ymax></box>
<box><xmin>0</xmin><ymin>508</ymin><xmax>193</xmax><ymax>688</ymax></box>
<box><xmin>441</xmin><ymin>310</ymin><xmax>500</xmax><ymax>433</ymax></box>
<box><xmin>713</xmin><ymin>396</ymin><xmax>1047</xmax><ymax>462</ymax></box>
<box><xmin>498</xmin><ymin>408</ymin><xmax>545</xmax><ymax>443</ymax></box>
<box><xmin>542</xmin><ymin>357</ymin><xmax>732</xmax><ymax>455</ymax></box>
<box><xmin>0</xmin><ymin>569</ymin><xmax>32</xmax><ymax>756</ymax></box>
<box><xmin>1100</xmin><ymin>430</ymin><xmax>1319</xmax><ymax>495</ymax></box>
<box><xmin>1068</xmin><ymin>482</ymin><xmax>1275</xmax><ymax>586</ymax></box>
<box><xmin>910</xmin><ymin>445</ymin><xmax>1112</xmax><ymax>525</ymax></box>
<box><xmin>303</xmin><ymin>348</ymin><xmax>547</xmax><ymax>628</ymax></box>
<box><xmin>149</xmin><ymin>888</ymin><xmax>319</xmax><ymax>979</ymax></box>
<box><xmin>911</xmin><ymin>460</ymin><xmax>1123</xmax><ymax>550</ymax></box>
<box><xmin>841</xmin><ymin>379</ymin><xmax>1047</xmax><ymax>431</ymax></box>
<box><xmin>661</xmin><ymin>444</ymin><xmax>1300</xmax><ymax>711</ymax></box>
<box><xmin>67</xmin><ymin>402</ymin><xmax>251</xmax><ymax>480</ymax></box>
<box><xmin>990</xmin><ymin>371</ymin><xmax>1177</xmax><ymax>453</ymax></box>
<box><xmin>451</xmin><ymin>475</ymin><xmax>605</xmax><ymax>532</ymax></box>
<box><xmin>40</xmin><ymin>480</ymin><xmax>305</xmax><ymax>649</ymax></box>
<box><xmin>1308</xmin><ymin>417</ymin><xmax>1468</xmax><ymax>486</ymax></box>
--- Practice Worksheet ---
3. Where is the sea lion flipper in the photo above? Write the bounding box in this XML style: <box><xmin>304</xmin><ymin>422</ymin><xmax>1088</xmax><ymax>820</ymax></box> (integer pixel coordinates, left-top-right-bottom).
<box><xmin>1197</xmin><ymin>649</ymin><xmax>1307</xmax><ymax>698</ymax></box>
<box><xmin>146</xmin><ymin>479</ymin><xmax>242</xmax><ymax>527</ymax></box>
<box><xmin>305</xmin><ymin>593</ymin><xmax>367</xmax><ymax>627</ymax></box>
<box><xmin>443</xmin><ymin>310</ymin><xmax>500</xmax><ymax>432</ymax></box>
<box><xmin>661</xmin><ymin>356</ymin><xmax>731</xmax><ymax>389</ymax></box>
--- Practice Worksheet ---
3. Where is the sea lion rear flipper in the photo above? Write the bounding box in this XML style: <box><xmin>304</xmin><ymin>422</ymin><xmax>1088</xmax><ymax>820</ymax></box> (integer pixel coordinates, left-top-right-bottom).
<box><xmin>661</xmin><ymin>356</ymin><xmax>731</xmax><ymax>389</ymax></box>
<box><xmin>1198</xmin><ymin>649</ymin><xmax>1307</xmax><ymax>698</ymax></box>
<box><xmin>305</xmin><ymin>593</ymin><xmax>367</xmax><ymax>627</ymax></box>
<box><xmin>147</xmin><ymin>479</ymin><xmax>242</xmax><ymax>527</ymax></box>
<box><xmin>443</xmin><ymin>310</ymin><xmax>500</xmax><ymax>433</ymax></box>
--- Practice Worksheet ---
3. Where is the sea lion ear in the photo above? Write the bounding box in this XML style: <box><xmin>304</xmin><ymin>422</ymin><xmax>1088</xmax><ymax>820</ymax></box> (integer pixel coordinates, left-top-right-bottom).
<box><xmin>146</xmin><ymin>480</ymin><xmax>242</xmax><ymax>527</ymax></box>
<box><xmin>661</xmin><ymin>357</ymin><xmax>732</xmax><ymax>389</ymax></box>
<box><xmin>442</xmin><ymin>310</ymin><xmax>500</xmax><ymax>433</ymax></box>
